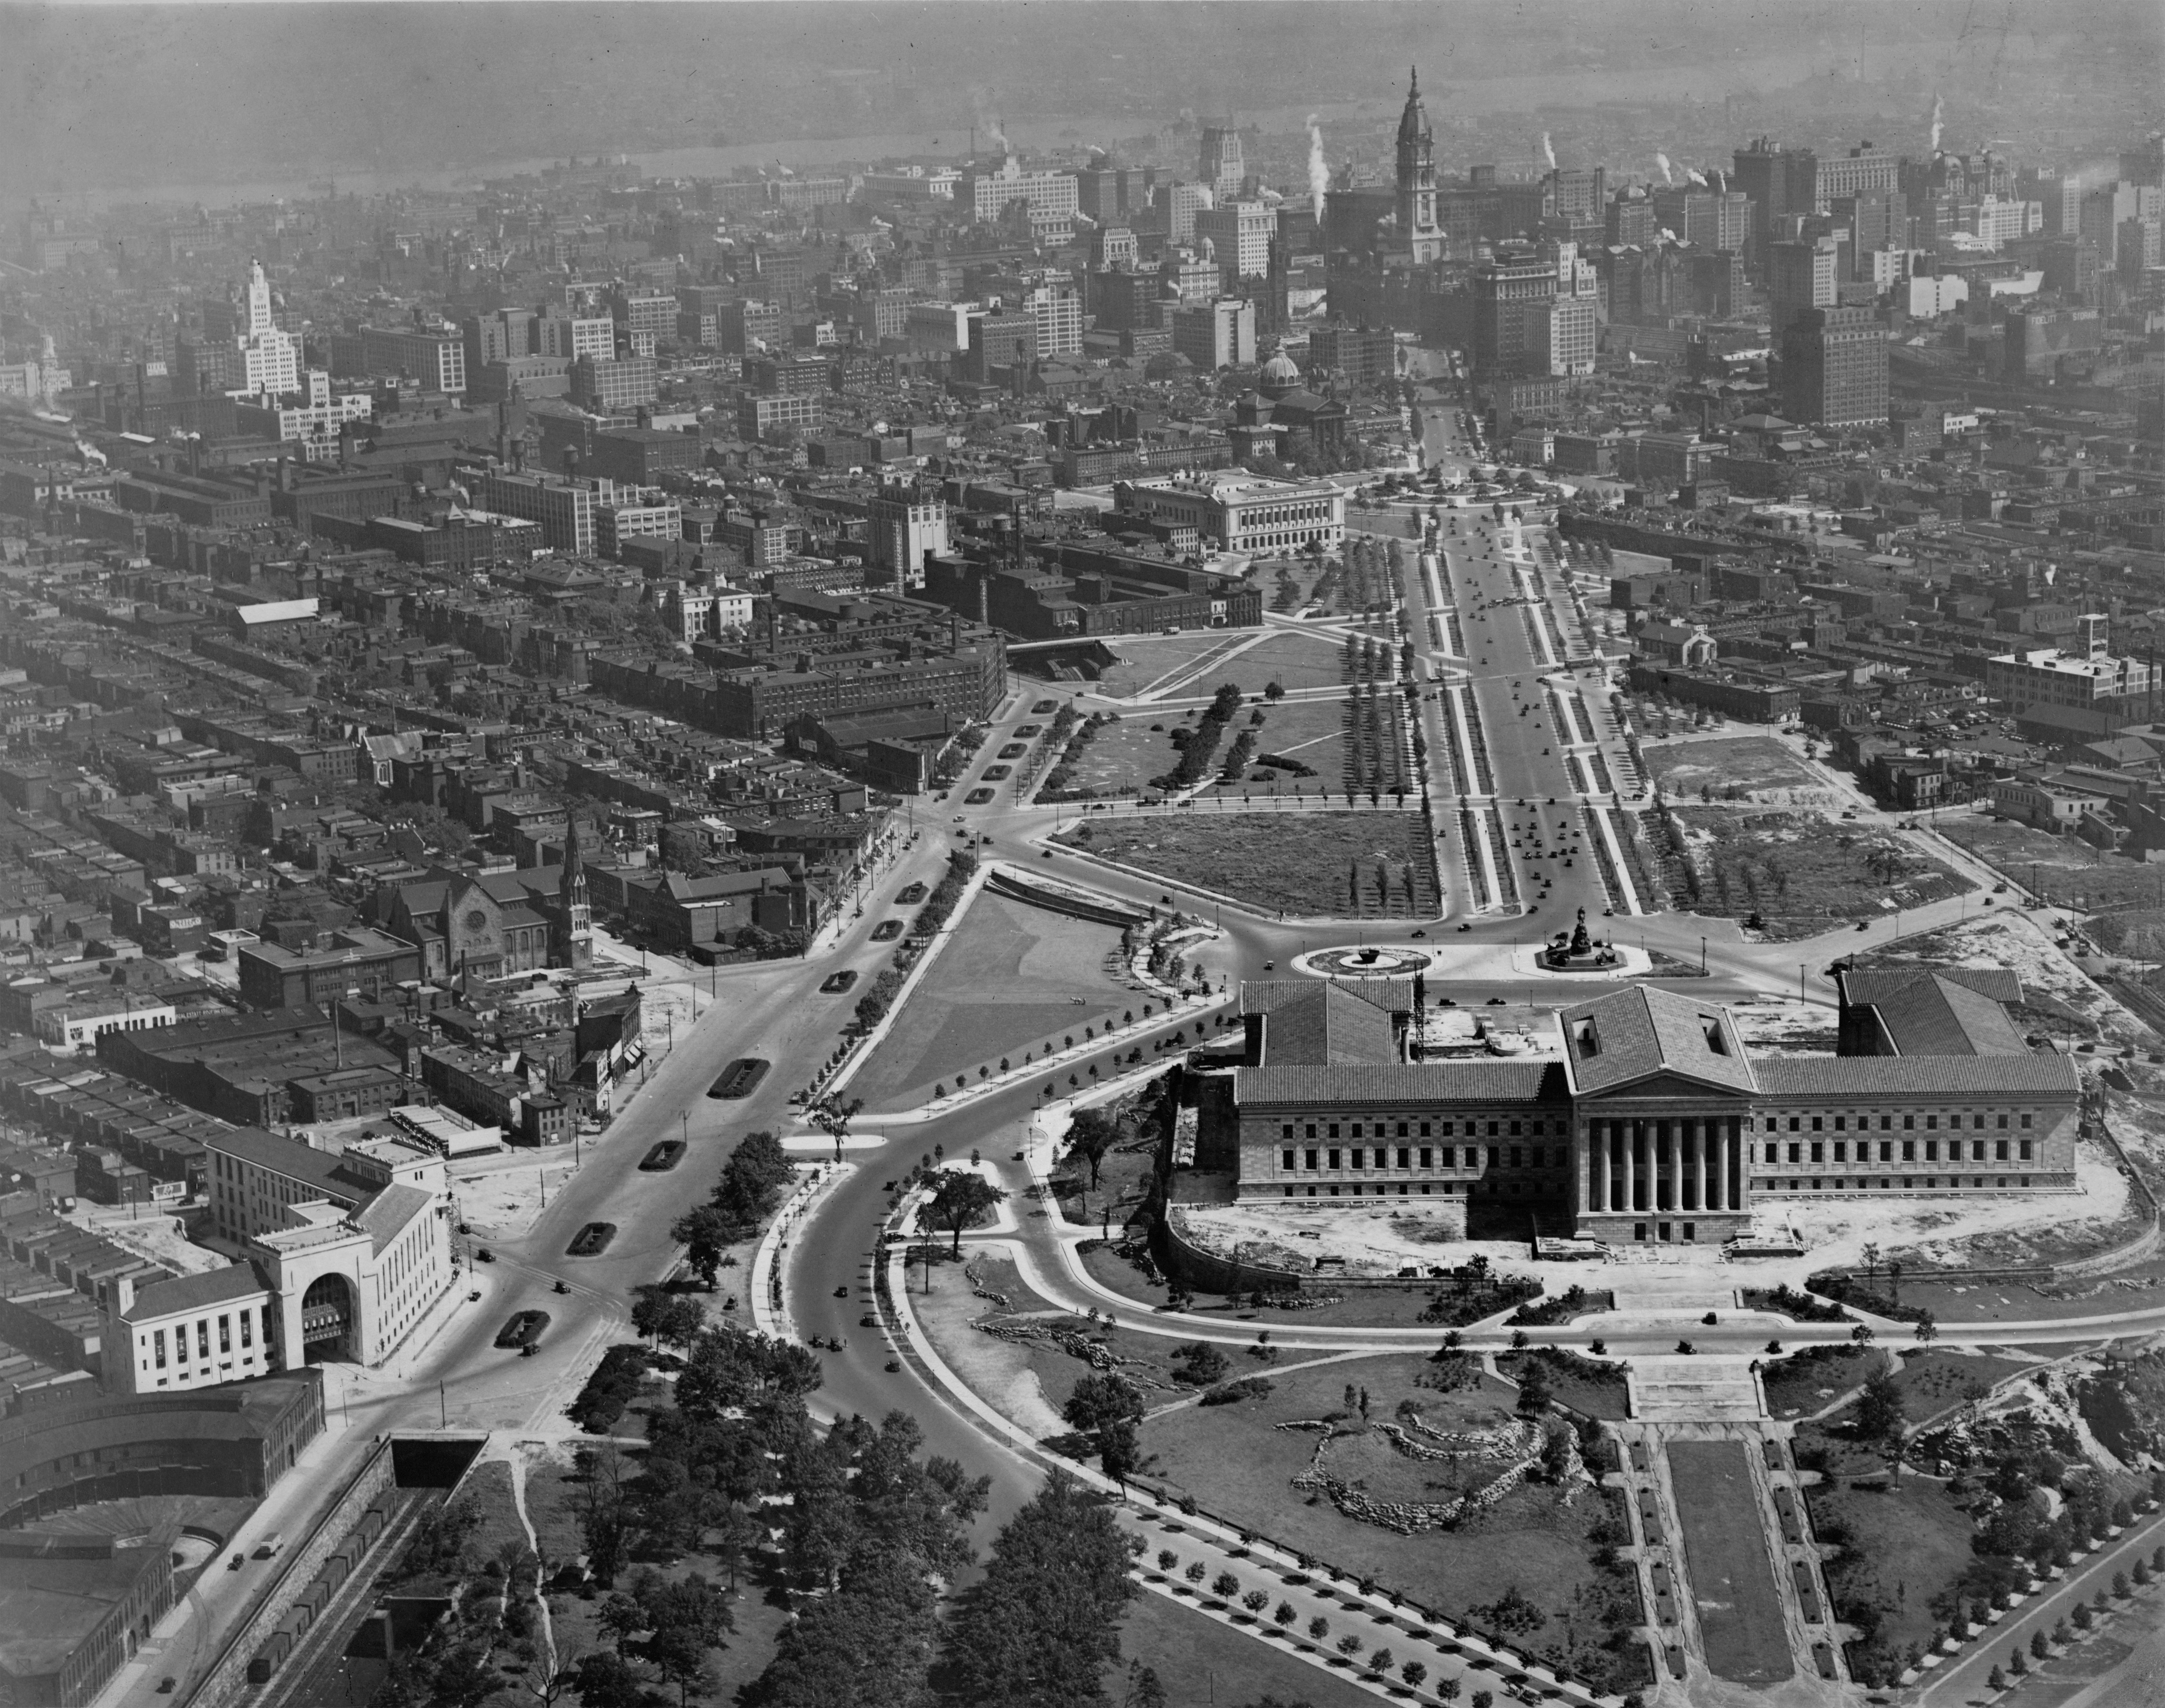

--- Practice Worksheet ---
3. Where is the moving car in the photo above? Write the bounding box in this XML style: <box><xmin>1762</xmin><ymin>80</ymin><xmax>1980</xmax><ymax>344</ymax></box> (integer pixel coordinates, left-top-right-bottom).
<box><xmin>870</xmin><ymin>919</ymin><xmax>904</xmax><ymax>941</ymax></box>
<box><xmin>640</xmin><ymin>1140</ymin><xmax>686</xmax><ymax>1171</ymax></box>
<box><xmin>495</xmin><ymin>1310</ymin><xmax>550</xmax><ymax>1349</ymax></box>
<box><xmin>709</xmin><ymin>1058</ymin><xmax>770</xmax><ymax>1099</ymax></box>
<box><xmin>567</xmin><ymin>1222</ymin><xmax>617</xmax><ymax>1258</ymax></box>
<box><xmin>820</xmin><ymin>969</ymin><xmax>860</xmax><ymax>994</ymax></box>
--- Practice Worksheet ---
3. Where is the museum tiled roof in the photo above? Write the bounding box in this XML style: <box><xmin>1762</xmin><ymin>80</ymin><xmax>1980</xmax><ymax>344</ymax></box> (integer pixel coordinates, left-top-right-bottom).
<box><xmin>1755</xmin><ymin>1055</ymin><xmax>2079</xmax><ymax>1096</ymax></box>
<box><xmin>1837</xmin><ymin>966</ymin><xmax>2030</xmax><ymax>1055</ymax></box>
<box><xmin>1558</xmin><ymin>987</ymin><xmax>1759</xmax><ymax>1096</ymax></box>
<box><xmin>1255</xmin><ymin>982</ymin><xmax>1401</xmax><ymax>1067</ymax></box>
<box><xmin>1235</xmin><ymin>1062</ymin><xmax>1570</xmax><ymax>1105</ymax></box>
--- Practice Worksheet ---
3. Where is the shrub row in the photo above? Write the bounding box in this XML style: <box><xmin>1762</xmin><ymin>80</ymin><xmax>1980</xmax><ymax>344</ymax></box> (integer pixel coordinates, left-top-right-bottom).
<box><xmin>568</xmin><ymin>1343</ymin><xmax>651</xmax><ymax>1433</ymax></box>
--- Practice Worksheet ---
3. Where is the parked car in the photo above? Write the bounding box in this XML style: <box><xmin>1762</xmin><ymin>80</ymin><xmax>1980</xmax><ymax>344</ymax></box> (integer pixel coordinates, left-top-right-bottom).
<box><xmin>567</xmin><ymin>1222</ymin><xmax>617</xmax><ymax>1258</ymax></box>
<box><xmin>639</xmin><ymin>1140</ymin><xmax>686</xmax><ymax>1171</ymax></box>
<box><xmin>474</xmin><ymin>1248</ymin><xmax>495</xmax><ymax>1262</ymax></box>
<box><xmin>709</xmin><ymin>1058</ymin><xmax>770</xmax><ymax>1098</ymax></box>
<box><xmin>870</xmin><ymin>919</ymin><xmax>904</xmax><ymax>941</ymax></box>
<box><xmin>820</xmin><ymin>969</ymin><xmax>860</xmax><ymax>993</ymax></box>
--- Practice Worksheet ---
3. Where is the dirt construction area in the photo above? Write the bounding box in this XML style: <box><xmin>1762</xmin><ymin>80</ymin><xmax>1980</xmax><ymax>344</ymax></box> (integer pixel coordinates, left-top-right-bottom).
<box><xmin>1643</xmin><ymin>734</ymin><xmax>1835</xmax><ymax>805</ymax></box>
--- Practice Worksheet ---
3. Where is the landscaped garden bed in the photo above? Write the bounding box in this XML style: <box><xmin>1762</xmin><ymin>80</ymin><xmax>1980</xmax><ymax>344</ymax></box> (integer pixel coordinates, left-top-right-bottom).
<box><xmin>1058</xmin><ymin>810</ymin><xmax>1441</xmax><ymax>919</ymax></box>
<box><xmin>1137</xmin><ymin>1352</ymin><xmax>1652</xmax><ymax>1695</ymax></box>
<box><xmin>1666</xmin><ymin>1440</ymin><xmax>1794</xmax><ymax>1685</ymax></box>
<box><xmin>1656</xmin><ymin>806</ymin><xmax>1970</xmax><ymax>936</ymax></box>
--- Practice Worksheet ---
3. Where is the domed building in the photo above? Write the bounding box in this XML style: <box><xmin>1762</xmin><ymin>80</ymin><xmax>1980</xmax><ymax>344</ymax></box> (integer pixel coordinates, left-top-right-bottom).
<box><xmin>1235</xmin><ymin>344</ymin><xmax>1350</xmax><ymax>469</ymax></box>
<box><xmin>1258</xmin><ymin>345</ymin><xmax>1304</xmax><ymax>398</ymax></box>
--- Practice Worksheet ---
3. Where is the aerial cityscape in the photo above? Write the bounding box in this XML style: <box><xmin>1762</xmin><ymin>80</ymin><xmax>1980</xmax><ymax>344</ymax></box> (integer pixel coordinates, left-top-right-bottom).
<box><xmin>2</xmin><ymin>3</ymin><xmax>2164</xmax><ymax>1706</ymax></box>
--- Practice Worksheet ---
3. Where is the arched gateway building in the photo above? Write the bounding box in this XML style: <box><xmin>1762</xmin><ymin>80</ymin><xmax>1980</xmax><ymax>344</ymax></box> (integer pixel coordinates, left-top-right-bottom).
<box><xmin>1209</xmin><ymin>973</ymin><xmax>2081</xmax><ymax>1246</ymax></box>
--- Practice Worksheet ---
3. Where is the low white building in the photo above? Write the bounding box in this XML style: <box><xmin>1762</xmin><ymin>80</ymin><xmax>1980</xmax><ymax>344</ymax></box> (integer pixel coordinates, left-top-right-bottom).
<box><xmin>34</xmin><ymin>995</ymin><xmax>179</xmax><ymax>1054</ymax></box>
<box><xmin>203</xmin><ymin>1127</ymin><xmax>454</xmax><ymax>1371</ymax></box>
<box><xmin>105</xmin><ymin>1266</ymin><xmax>275</xmax><ymax>1395</ymax></box>
<box><xmin>1986</xmin><ymin>615</ymin><xmax>2156</xmax><ymax>715</ymax></box>
<box><xmin>1115</xmin><ymin>471</ymin><xmax>1346</xmax><ymax>555</ymax></box>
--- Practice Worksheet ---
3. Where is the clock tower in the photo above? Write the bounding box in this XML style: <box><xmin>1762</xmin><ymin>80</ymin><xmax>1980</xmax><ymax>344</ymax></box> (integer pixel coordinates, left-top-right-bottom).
<box><xmin>1395</xmin><ymin>67</ymin><xmax>1443</xmax><ymax>264</ymax></box>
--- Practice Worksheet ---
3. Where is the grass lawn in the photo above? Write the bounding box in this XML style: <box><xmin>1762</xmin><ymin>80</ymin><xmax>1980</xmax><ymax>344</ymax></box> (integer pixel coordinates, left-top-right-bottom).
<box><xmin>1796</xmin><ymin>1419</ymin><xmax>1980</xmax><ymax>1687</ymax></box>
<box><xmin>1644</xmin><ymin>735</ymin><xmax>1823</xmax><ymax>799</ymax></box>
<box><xmin>1889</xmin><ymin>1349</ymin><xmax>2039</xmax><ymax>1423</ymax></box>
<box><xmin>1203</xmin><ymin>694</ymin><xmax>1348</xmax><ymax>799</ymax></box>
<box><xmin>1140</xmin><ymin>1353</ymin><xmax>1650</xmax><ymax>1694</ymax></box>
<box><xmin>1664</xmin><ymin>807</ymin><xmax>1970</xmax><ymax>935</ymax></box>
<box><xmin>1054</xmin><ymin>712</ymin><xmax>1191</xmax><ymax>797</ymax></box>
<box><xmin>1665</xmin><ymin>1440</ymin><xmax>1794</xmax><ymax>1686</ymax></box>
<box><xmin>1884</xmin><ymin>1252</ymin><xmax>2165</xmax><ymax>1324</ymax></box>
<box><xmin>1496</xmin><ymin>1350</ymin><xmax>1631</xmax><ymax>1420</ymax></box>
<box><xmin>459</xmin><ymin>1459</ymin><xmax>529</xmax><ymax>1570</ymax></box>
<box><xmin>1233</xmin><ymin>627</ymin><xmax>1360</xmax><ymax>693</ymax></box>
<box><xmin>1092</xmin><ymin>633</ymin><xmax>1257</xmax><ymax>701</ymax></box>
<box><xmin>517</xmin><ymin>1442</ymin><xmax>588</xmax><ymax>1566</ymax></box>
<box><xmin>847</xmin><ymin>891</ymin><xmax>1137</xmax><ymax>1112</ymax></box>
<box><xmin>1111</xmin><ymin>1587</ymin><xmax>1382</xmax><ymax>1708</ymax></box>
<box><xmin>1059</xmin><ymin>810</ymin><xmax>1440</xmax><ymax>919</ymax></box>
<box><xmin>1763</xmin><ymin>1346</ymin><xmax>1878</xmax><ymax>1421</ymax></box>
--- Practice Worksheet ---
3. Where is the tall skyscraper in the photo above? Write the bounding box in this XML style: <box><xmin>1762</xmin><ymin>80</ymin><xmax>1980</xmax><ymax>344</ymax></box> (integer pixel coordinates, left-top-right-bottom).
<box><xmin>1781</xmin><ymin>306</ymin><xmax>1888</xmax><ymax>427</ymax></box>
<box><xmin>1767</xmin><ymin>237</ymin><xmax>1838</xmax><ymax>344</ymax></box>
<box><xmin>235</xmin><ymin>259</ymin><xmax>299</xmax><ymax>398</ymax></box>
<box><xmin>1199</xmin><ymin>125</ymin><xmax>1246</xmax><ymax>204</ymax></box>
<box><xmin>1471</xmin><ymin>242</ymin><xmax>1557</xmax><ymax>375</ymax></box>
<box><xmin>1395</xmin><ymin>68</ymin><xmax>1443</xmax><ymax>264</ymax></box>
<box><xmin>1195</xmin><ymin>200</ymin><xmax>1276</xmax><ymax>280</ymax></box>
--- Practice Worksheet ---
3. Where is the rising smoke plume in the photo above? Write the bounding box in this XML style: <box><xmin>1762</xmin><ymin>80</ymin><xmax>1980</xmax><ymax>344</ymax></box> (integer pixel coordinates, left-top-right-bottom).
<box><xmin>1540</xmin><ymin>131</ymin><xmax>1557</xmax><ymax>171</ymax></box>
<box><xmin>1929</xmin><ymin>93</ymin><xmax>1944</xmax><ymax>154</ymax></box>
<box><xmin>1685</xmin><ymin>166</ymin><xmax>1708</xmax><ymax>187</ymax></box>
<box><xmin>1655</xmin><ymin>153</ymin><xmax>1674</xmax><ymax>185</ymax></box>
<box><xmin>1307</xmin><ymin>115</ymin><xmax>1329</xmax><ymax>220</ymax></box>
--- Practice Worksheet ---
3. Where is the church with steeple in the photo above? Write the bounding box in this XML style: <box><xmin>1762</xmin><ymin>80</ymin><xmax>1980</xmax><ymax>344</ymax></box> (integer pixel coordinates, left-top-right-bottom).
<box><xmin>554</xmin><ymin>815</ymin><xmax>595</xmax><ymax>974</ymax></box>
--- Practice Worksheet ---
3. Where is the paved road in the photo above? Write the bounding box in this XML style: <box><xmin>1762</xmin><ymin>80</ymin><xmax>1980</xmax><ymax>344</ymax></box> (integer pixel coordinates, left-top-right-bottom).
<box><xmin>171</xmin><ymin>364</ymin><xmax>2165</xmax><ymax>1708</ymax></box>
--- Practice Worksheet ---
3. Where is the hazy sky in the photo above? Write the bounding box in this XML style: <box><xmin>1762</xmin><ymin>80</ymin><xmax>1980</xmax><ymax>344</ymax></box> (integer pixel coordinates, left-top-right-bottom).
<box><xmin>4</xmin><ymin>1</ymin><xmax>2159</xmax><ymax>204</ymax></box>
